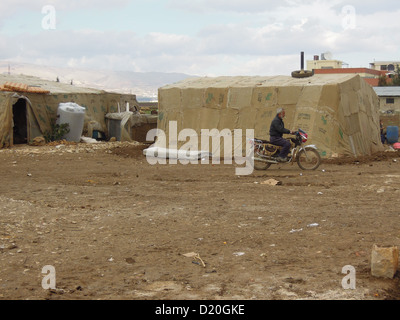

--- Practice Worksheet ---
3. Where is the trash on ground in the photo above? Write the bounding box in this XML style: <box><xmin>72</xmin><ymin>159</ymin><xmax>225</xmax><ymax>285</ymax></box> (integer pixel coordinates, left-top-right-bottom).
<box><xmin>307</xmin><ymin>223</ymin><xmax>319</xmax><ymax>228</ymax></box>
<box><xmin>377</xmin><ymin>188</ymin><xmax>385</xmax><ymax>194</ymax></box>
<box><xmin>233</xmin><ymin>252</ymin><xmax>245</xmax><ymax>257</ymax></box>
<box><xmin>81</xmin><ymin>136</ymin><xmax>101</xmax><ymax>144</ymax></box>
<box><xmin>290</xmin><ymin>228</ymin><xmax>303</xmax><ymax>233</ymax></box>
<box><xmin>261</xmin><ymin>179</ymin><xmax>282</xmax><ymax>186</ymax></box>
<box><xmin>183</xmin><ymin>252</ymin><xmax>206</xmax><ymax>267</ymax></box>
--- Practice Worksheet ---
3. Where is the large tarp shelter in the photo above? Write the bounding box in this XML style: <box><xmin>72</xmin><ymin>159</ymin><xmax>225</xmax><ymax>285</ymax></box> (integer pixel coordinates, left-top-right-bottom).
<box><xmin>0</xmin><ymin>74</ymin><xmax>140</xmax><ymax>148</ymax></box>
<box><xmin>157</xmin><ymin>74</ymin><xmax>384</xmax><ymax>158</ymax></box>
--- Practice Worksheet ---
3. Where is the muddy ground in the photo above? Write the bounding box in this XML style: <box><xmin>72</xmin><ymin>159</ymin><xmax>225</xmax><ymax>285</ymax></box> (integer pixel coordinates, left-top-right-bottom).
<box><xmin>0</xmin><ymin>141</ymin><xmax>400</xmax><ymax>301</ymax></box>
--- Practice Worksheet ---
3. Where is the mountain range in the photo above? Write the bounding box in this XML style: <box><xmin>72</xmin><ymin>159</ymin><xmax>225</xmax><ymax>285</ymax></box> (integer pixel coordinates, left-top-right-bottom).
<box><xmin>0</xmin><ymin>61</ymin><xmax>195</xmax><ymax>101</ymax></box>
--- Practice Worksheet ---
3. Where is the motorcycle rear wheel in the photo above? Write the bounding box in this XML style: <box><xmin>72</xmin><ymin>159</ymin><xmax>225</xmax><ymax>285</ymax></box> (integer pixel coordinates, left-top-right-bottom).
<box><xmin>297</xmin><ymin>148</ymin><xmax>321</xmax><ymax>170</ymax></box>
<box><xmin>254</xmin><ymin>160</ymin><xmax>272</xmax><ymax>171</ymax></box>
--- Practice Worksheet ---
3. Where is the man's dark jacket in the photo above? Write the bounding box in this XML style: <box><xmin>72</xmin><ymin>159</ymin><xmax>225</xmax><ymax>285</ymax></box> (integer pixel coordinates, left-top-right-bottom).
<box><xmin>269</xmin><ymin>115</ymin><xmax>290</xmax><ymax>138</ymax></box>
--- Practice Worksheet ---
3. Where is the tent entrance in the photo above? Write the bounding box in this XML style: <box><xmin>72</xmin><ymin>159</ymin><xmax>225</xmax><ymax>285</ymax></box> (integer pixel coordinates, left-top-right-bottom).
<box><xmin>13</xmin><ymin>98</ymin><xmax>28</xmax><ymax>144</ymax></box>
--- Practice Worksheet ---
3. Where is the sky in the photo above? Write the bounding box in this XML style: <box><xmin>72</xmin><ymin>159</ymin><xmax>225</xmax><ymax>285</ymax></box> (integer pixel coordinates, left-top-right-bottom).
<box><xmin>0</xmin><ymin>0</ymin><xmax>400</xmax><ymax>77</ymax></box>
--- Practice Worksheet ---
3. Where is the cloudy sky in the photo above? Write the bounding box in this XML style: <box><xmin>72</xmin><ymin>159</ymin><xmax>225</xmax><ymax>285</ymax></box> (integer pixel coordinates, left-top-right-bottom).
<box><xmin>0</xmin><ymin>0</ymin><xmax>399</xmax><ymax>77</ymax></box>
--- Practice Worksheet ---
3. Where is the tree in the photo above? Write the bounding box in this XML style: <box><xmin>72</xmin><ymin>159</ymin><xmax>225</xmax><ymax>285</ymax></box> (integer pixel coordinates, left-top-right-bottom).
<box><xmin>378</xmin><ymin>64</ymin><xmax>400</xmax><ymax>86</ymax></box>
<box><xmin>378</xmin><ymin>75</ymin><xmax>388</xmax><ymax>86</ymax></box>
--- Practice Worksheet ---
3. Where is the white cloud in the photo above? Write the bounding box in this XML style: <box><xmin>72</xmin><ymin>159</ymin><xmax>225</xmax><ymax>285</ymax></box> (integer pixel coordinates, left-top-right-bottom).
<box><xmin>0</xmin><ymin>0</ymin><xmax>129</xmax><ymax>13</ymax></box>
<box><xmin>0</xmin><ymin>0</ymin><xmax>400</xmax><ymax>78</ymax></box>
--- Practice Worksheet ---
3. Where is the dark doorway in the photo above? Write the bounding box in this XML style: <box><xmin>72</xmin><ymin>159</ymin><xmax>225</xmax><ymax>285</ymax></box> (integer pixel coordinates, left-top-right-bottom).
<box><xmin>13</xmin><ymin>99</ymin><xmax>28</xmax><ymax>144</ymax></box>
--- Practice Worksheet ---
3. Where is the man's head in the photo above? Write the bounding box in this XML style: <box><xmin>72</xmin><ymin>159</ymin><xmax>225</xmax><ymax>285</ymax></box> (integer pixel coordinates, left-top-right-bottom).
<box><xmin>277</xmin><ymin>108</ymin><xmax>285</xmax><ymax>119</ymax></box>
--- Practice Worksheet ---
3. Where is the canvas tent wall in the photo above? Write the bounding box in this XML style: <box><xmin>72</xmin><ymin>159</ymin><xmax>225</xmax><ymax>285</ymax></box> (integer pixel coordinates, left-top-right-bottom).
<box><xmin>0</xmin><ymin>74</ymin><xmax>140</xmax><ymax>148</ymax></box>
<box><xmin>156</xmin><ymin>74</ymin><xmax>383</xmax><ymax>158</ymax></box>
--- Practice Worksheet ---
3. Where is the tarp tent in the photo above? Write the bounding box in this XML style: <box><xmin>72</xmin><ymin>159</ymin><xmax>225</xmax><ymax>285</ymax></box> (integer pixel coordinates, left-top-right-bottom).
<box><xmin>156</xmin><ymin>74</ymin><xmax>384</xmax><ymax>158</ymax></box>
<box><xmin>0</xmin><ymin>74</ymin><xmax>141</xmax><ymax>148</ymax></box>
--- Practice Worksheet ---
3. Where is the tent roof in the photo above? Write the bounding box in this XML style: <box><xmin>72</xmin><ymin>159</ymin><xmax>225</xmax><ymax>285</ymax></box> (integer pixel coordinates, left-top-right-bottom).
<box><xmin>160</xmin><ymin>74</ymin><xmax>359</xmax><ymax>89</ymax></box>
<box><xmin>0</xmin><ymin>74</ymin><xmax>104</xmax><ymax>94</ymax></box>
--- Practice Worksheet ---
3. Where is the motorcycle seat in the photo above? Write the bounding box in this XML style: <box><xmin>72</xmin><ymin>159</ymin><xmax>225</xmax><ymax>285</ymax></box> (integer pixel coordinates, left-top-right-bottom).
<box><xmin>255</xmin><ymin>138</ymin><xmax>271</xmax><ymax>144</ymax></box>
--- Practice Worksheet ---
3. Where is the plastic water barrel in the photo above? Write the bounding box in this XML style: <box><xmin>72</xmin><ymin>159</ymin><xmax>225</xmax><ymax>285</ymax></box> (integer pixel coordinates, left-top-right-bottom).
<box><xmin>57</xmin><ymin>103</ymin><xmax>86</xmax><ymax>142</ymax></box>
<box><xmin>386</xmin><ymin>126</ymin><xmax>399</xmax><ymax>144</ymax></box>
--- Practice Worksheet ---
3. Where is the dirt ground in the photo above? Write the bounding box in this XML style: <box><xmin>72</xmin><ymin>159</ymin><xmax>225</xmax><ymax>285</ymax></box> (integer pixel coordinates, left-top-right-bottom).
<box><xmin>0</xmin><ymin>141</ymin><xmax>400</xmax><ymax>301</ymax></box>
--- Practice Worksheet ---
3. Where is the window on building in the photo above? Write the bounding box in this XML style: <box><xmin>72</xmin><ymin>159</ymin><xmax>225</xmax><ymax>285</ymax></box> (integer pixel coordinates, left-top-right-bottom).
<box><xmin>386</xmin><ymin>98</ymin><xmax>395</xmax><ymax>104</ymax></box>
<box><xmin>381</xmin><ymin>65</ymin><xmax>388</xmax><ymax>71</ymax></box>
<box><xmin>388</xmin><ymin>64</ymin><xmax>395</xmax><ymax>71</ymax></box>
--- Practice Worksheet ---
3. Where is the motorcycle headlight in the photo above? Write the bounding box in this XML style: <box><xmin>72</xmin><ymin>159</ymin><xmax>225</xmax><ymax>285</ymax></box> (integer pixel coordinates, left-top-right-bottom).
<box><xmin>300</xmin><ymin>133</ymin><xmax>308</xmax><ymax>143</ymax></box>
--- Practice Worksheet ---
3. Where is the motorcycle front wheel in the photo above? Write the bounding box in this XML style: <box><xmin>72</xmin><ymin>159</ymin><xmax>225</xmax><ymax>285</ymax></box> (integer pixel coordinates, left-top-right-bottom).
<box><xmin>297</xmin><ymin>148</ymin><xmax>321</xmax><ymax>170</ymax></box>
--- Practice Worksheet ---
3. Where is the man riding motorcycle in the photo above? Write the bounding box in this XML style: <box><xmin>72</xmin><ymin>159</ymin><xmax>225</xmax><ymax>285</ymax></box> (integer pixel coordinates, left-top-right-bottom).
<box><xmin>269</xmin><ymin>108</ymin><xmax>294</xmax><ymax>162</ymax></box>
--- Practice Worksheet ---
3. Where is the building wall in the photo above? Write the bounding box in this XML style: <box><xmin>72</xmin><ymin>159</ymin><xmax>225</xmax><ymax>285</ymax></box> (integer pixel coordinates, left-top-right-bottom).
<box><xmin>307</xmin><ymin>60</ymin><xmax>343</xmax><ymax>70</ymax></box>
<box><xmin>312</xmin><ymin>68</ymin><xmax>387</xmax><ymax>88</ymax></box>
<box><xmin>379</xmin><ymin>96</ymin><xmax>400</xmax><ymax>129</ymax></box>
<box><xmin>313</xmin><ymin>68</ymin><xmax>383</xmax><ymax>77</ymax></box>
<box><xmin>370</xmin><ymin>61</ymin><xmax>400</xmax><ymax>71</ymax></box>
<box><xmin>379</xmin><ymin>96</ymin><xmax>400</xmax><ymax>113</ymax></box>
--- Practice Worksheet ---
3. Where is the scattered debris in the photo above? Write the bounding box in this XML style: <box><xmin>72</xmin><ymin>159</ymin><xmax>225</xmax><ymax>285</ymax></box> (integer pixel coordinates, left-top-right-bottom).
<box><xmin>30</xmin><ymin>136</ymin><xmax>46</xmax><ymax>146</ymax></box>
<box><xmin>81</xmin><ymin>136</ymin><xmax>101</xmax><ymax>144</ymax></box>
<box><xmin>183</xmin><ymin>252</ymin><xmax>206</xmax><ymax>267</ymax></box>
<box><xmin>307</xmin><ymin>223</ymin><xmax>319</xmax><ymax>228</ymax></box>
<box><xmin>290</xmin><ymin>228</ymin><xmax>303</xmax><ymax>233</ymax></box>
<box><xmin>233</xmin><ymin>252</ymin><xmax>245</xmax><ymax>257</ymax></box>
<box><xmin>125</xmin><ymin>258</ymin><xmax>136</xmax><ymax>264</ymax></box>
<box><xmin>261</xmin><ymin>179</ymin><xmax>282</xmax><ymax>186</ymax></box>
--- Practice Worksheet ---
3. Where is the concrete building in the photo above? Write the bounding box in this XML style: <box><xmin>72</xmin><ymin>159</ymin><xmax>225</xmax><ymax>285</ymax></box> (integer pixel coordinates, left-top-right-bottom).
<box><xmin>373</xmin><ymin>86</ymin><xmax>400</xmax><ymax>127</ymax></box>
<box><xmin>369</xmin><ymin>61</ymin><xmax>400</xmax><ymax>72</ymax></box>
<box><xmin>374</xmin><ymin>87</ymin><xmax>400</xmax><ymax>113</ymax></box>
<box><xmin>307</xmin><ymin>57</ymin><xmax>343</xmax><ymax>70</ymax></box>
<box><xmin>306</xmin><ymin>55</ymin><xmax>399</xmax><ymax>86</ymax></box>
<box><xmin>313</xmin><ymin>68</ymin><xmax>386</xmax><ymax>86</ymax></box>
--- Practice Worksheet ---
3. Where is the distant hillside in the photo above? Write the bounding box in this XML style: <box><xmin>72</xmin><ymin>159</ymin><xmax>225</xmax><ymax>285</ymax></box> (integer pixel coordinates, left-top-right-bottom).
<box><xmin>0</xmin><ymin>61</ymin><xmax>196</xmax><ymax>101</ymax></box>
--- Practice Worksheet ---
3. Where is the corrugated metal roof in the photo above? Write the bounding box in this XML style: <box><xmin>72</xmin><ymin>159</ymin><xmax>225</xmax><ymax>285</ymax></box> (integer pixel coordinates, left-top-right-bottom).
<box><xmin>373</xmin><ymin>86</ymin><xmax>400</xmax><ymax>97</ymax></box>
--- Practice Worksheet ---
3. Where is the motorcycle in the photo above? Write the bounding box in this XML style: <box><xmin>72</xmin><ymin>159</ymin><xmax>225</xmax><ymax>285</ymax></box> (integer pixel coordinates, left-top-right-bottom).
<box><xmin>249</xmin><ymin>129</ymin><xmax>321</xmax><ymax>171</ymax></box>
